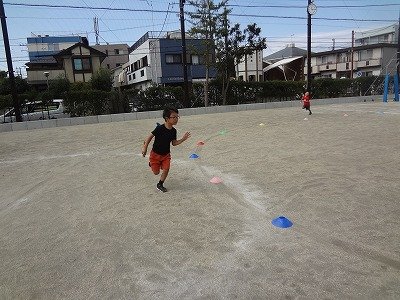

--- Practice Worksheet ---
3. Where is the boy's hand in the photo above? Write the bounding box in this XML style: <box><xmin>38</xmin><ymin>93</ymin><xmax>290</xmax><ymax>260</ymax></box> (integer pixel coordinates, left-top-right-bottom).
<box><xmin>183</xmin><ymin>131</ymin><xmax>191</xmax><ymax>141</ymax></box>
<box><xmin>142</xmin><ymin>147</ymin><xmax>147</xmax><ymax>157</ymax></box>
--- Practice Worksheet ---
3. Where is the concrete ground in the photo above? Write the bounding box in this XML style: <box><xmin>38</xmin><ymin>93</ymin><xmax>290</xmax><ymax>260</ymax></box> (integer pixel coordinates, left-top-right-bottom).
<box><xmin>0</xmin><ymin>101</ymin><xmax>399</xmax><ymax>299</ymax></box>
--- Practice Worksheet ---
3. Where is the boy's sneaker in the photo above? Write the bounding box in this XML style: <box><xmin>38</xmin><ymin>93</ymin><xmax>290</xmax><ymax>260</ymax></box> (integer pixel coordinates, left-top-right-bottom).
<box><xmin>157</xmin><ymin>183</ymin><xmax>167</xmax><ymax>193</ymax></box>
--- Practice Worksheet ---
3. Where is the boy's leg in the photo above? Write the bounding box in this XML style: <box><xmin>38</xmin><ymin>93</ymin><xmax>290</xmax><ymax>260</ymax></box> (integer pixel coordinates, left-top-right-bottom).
<box><xmin>160</xmin><ymin>169</ymin><xmax>169</xmax><ymax>182</ymax></box>
<box><xmin>156</xmin><ymin>154</ymin><xmax>171</xmax><ymax>192</ymax></box>
<box><xmin>149</xmin><ymin>151</ymin><xmax>161</xmax><ymax>175</ymax></box>
<box><xmin>157</xmin><ymin>169</ymin><xmax>169</xmax><ymax>192</ymax></box>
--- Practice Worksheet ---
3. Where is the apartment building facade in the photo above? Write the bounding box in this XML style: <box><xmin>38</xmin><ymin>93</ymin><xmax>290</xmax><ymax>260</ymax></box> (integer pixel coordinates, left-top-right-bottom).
<box><xmin>92</xmin><ymin>44</ymin><xmax>129</xmax><ymax>70</ymax></box>
<box><xmin>117</xmin><ymin>31</ymin><xmax>216</xmax><ymax>90</ymax></box>
<box><xmin>236</xmin><ymin>49</ymin><xmax>264</xmax><ymax>82</ymax></box>
<box><xmin>355</xmin><ymin>23</ymin><xmax>399</xmax><ymax>46</ymax></box>
<box><xmin>307</xmin><ymin>43</ymin><xmax>397</xmax><ymax>79</ymax></box>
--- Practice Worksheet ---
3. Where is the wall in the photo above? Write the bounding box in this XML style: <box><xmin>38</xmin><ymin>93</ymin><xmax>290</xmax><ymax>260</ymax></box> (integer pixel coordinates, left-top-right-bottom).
<box><xmin>0</xmin><ymin>95</ymin><xmax>383</xmax><ymax>133</ymax></box>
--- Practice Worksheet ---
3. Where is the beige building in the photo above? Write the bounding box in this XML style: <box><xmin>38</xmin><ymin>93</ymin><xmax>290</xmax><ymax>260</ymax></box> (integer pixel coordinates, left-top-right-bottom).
<box><xmin>236</xmin><ymin>50</ymin><xmax>264</xmax><ymax>82</ymax></box>
<box><xmin>306</xmin><ymin>43</ymin><xmax>397</xmax><ymax>79</ymax></box>
<box><xmin>26</xmin><ymin>42</ymin><xmax>106</xmax><ymax>88</ymax></box>
<box><xmin>92</xmin><ymin>44</ymin><xmax>129</xmax><ymax>70</ymax></box>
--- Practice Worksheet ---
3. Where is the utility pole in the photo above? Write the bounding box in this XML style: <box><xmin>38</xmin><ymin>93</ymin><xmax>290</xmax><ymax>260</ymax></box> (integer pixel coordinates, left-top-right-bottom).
<box><xmin>395</xmin><ymin>11</ymin><xmax>399</xmax><ymax>101</ymax></box>
<box><xmin>306</xmin><ymin>0</ymin><xmax>313</xmax><ymax>93</ymax></box>
<box><xmin>0</xmin><ymin>0</ymin><xmax>21</xmax><ymax>121</ymax></box>
<box><xmin>179</xmin><ymin>0</ymin><xmax>190</xmax><ymax>108</ymax></box>
<box><xmin>351</xmin><ymin>30</ymin><xmax>354</xmax><ymax>79</ymax></box>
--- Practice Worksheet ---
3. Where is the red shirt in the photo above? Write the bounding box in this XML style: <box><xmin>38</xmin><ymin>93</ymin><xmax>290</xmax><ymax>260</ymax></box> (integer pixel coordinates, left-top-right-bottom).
<box><xmin>302</xmin><ymin>94</ymin><xmax>310</xmax><ymax>105</ymax></box>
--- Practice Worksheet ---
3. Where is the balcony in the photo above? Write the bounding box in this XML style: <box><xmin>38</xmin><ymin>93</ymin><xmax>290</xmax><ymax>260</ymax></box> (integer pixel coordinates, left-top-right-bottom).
<box><xmin>356</xmin><ymin>58</ymin><xmax>381</xmax><ymax>68</ymax></box>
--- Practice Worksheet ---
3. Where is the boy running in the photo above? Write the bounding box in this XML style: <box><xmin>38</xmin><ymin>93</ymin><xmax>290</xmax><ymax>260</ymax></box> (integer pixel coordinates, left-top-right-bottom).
<box><xmin>302</xmin><ymin>91</ymin><xmax>312</xmax><ymax>115</ymax></box>
<box><xmin>142</xmin><ymin>107</ymin><xmax>191</xmax><ymax>192</ymax></box>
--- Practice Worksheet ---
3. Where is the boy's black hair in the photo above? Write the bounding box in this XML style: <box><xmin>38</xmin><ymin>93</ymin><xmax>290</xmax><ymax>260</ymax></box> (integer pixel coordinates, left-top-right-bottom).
<box><xmin>163</xmin><ymin>106</ymin><xmax>178</xmax><ymax>120</ymax></box>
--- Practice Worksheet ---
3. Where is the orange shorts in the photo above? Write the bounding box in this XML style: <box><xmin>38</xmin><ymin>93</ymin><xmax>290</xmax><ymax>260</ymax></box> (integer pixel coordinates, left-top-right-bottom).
<box><xmin>149</xmin><ymin>150</ymin><xmax>171</xmax><ymax>174</ymax></box>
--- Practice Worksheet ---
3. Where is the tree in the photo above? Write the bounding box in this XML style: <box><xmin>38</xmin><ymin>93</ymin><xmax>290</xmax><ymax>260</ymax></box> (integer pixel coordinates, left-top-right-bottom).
<box><xmin>187</xmin><ymin>0</ymin><xmax>266</xmax><ymax>106</ymax></box>
<box><xmin>215</xmin><ymin>15</ymin><xmax>266</xmax><ymax>104</ymax></box>
<box><xmin>90</xmin><ymin>68</ymin><xmax>113</xmax><ymax>91</ymax></box>
<box><xmin>0</xmin><ymin>76</ymin><xmax>30</xmax><ymax>95</ymax></box>
<box><xmin>49</xmin><ymin>75</ymin><xmax>70</xmax><ymax>99</ymax></box>
<box><xmin>187</xmin><ymin>0</ymin><xmax>228</xmax><ymax>107</ymax></box>
<box><xmin>0</xmin><ymin>70</ymin><xmax>7</xmax><ymax>79</ymax></box>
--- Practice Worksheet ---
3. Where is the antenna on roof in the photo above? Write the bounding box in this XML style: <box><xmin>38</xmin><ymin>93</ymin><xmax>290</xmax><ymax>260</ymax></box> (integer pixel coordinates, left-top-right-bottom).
<box><xmin>94</xmin><ymin>17</ymin><xmax>99</xmax><ymax>45</ymax></box>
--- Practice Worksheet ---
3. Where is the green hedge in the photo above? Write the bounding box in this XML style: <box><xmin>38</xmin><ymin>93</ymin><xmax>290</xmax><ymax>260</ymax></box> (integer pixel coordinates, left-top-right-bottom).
<box><xmin>63</xmin><ymin>90</ymin><xmax>127</xmax><ymax>117</ymax></box>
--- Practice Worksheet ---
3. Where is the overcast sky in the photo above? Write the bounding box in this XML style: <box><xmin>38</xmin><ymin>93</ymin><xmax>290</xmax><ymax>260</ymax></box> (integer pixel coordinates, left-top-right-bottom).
<box><xmin>1</xmin><ymin>0</ymin><xmax>399</xmax><ymax>77</ymax></box>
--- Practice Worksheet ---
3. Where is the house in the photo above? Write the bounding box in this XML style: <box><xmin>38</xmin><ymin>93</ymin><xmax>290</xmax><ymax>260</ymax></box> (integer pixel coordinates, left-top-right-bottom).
<box><xmin>26</xmin><ymin>42</ymin><xmax>106</xmax><ymax>88</ymax></box>
<box><xmin>263</xmin><ymin>44</ymin><xmax>307</xmax><ymax>81</ymax></box>
<box><xmin>235</xmin><ymin>44</ymin><xmax>307</xmax><ymax>82</ymax></box>
<box><xmin>25</xmin><ymin>35</ymin><xmax>129</xmax><ymax>89</ymax></box>
<box><xmin>236</xmin><ymin>49</ymin><xmax>264</xmax><ymax>82</ymax></box>
<box><xmin>92</xmin><ymin>44</ymin><xmax>129</xmax><ymax>70</ymax></box>
<box><xmin>117</xmin><ymin>31</ymin><xmax>216</xmax><ymax>90</ymax></box>
<box><xmin>307</xmin><ymin>43</ymin><xmax>397</xmax><ymax>79</ymax></box>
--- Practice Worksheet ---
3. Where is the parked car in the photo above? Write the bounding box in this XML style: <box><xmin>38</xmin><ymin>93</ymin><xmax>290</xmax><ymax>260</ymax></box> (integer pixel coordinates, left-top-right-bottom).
<box><xmin>0</xmin><ymin>99</ymin><xmax>69</xmax><ymax>123</ymax></box>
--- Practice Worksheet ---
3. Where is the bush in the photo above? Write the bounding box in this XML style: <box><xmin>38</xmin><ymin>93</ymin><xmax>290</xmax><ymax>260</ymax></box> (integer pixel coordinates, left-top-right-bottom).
<box><xmin>63</xmin><ymin>90</ymin><xmax>121</xmax><ymax>116</ymax></box>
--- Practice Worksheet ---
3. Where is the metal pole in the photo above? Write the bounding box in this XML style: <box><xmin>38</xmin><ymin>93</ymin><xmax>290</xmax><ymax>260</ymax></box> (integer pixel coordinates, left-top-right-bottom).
<box><xmin>179</xmin><ymin>0</ymin><xmax>190</xmax><ymax>108</ymax></box>
<box><xmin>351</xmin><ymin>30</ymin><xmax>354</xmax><ymax>79</ymax></box>
<box><xmin>306</xmin><ymin>0</ymin><xmax>312</xmax><ymax>93</ymax></box>
<box><xmin>0</xmin><ymin>0</ymin><xmax>21</xmax><ymax>121</ymax></box>
<box><xmin>397</xmin><ymin>11</ymin><xmax>400</xmax><ymax>77</ymax></box>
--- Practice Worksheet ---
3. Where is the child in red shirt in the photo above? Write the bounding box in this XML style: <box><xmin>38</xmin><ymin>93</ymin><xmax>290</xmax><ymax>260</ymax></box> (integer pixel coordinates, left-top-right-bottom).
<box><xmin>302</xmin><ymin>91</ymin><xmax>312</xmax><ymax>115</ymax></box>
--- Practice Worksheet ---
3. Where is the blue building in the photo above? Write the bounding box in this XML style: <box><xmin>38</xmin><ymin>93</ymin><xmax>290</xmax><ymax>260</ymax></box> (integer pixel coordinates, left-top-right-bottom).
<box><xmin>117</xmin><ymin>31</ymin><xmax>216</xmax><ymax>90</ymax></box>
<box><xmin>27</xmin><ymin>35</ymin><xmax>87</xmax><ymax>62</ymax></box>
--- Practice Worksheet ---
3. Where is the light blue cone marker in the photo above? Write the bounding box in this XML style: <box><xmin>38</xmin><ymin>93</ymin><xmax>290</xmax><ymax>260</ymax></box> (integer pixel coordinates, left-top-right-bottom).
<box><xmin>189</xmin><ymin>153</ymin><xmax>199</xmax><ymax>159</ymax></box>
<box><xmin>219</xmin><ymin>129</ymin><xmax>227</xmax><ymax>135</ymax></box>
<box><xmin>272</xmin><ymin>216</ymin><xmax>293</xmax><ymax>228</ymax></box>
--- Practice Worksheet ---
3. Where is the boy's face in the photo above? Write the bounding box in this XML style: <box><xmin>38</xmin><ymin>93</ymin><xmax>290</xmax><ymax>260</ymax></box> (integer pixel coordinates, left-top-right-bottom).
<box><xmin>166</xmin><ymin>112</ymin><xmax>179</xmax><ymax>125</ymax></box>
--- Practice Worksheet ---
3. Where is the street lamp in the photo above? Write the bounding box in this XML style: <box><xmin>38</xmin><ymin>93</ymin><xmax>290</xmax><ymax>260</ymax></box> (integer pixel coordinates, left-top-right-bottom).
<box><xmin>44</xmin><ymin>71</ymin><xmax>49</xmax><ymax>90</ymax></box>
<box><xmin>306</xmin><ymin>0</ymin><xmax>317</xmax><ymax>93</ymax></box>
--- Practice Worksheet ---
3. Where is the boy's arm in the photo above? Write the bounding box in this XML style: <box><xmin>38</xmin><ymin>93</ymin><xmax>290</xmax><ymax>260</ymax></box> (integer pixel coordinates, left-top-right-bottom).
<box><xmin>172</xmin><ymin>131</ymin><xmax>191</xmax><ymax>146</ymax></box>
<box><xmin>142</xmin><ymin>134</ymin><xmax>154</xmax><ymax>157</ymax></box>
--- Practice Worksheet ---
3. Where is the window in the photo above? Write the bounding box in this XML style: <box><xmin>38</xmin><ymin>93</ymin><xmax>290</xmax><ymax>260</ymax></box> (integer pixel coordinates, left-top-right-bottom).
<box><xmin>73</xmin><ymin>58</ymin><xmax>91</xmax><ymax>71</ymax></box>
<box><xmin>191</xmin><ymin>55</ymin><xmax>204</xmax><ymax>65</ymax></box>
<box><xmin>166</xmin><ymin>54</ymin><xmax>182</xmax><ymax>64</ymax></box>
<box><xmin>140</xmin><ymin>70</ymin><xmax>145</xmax><ymax>77</ymax></box>
<box><xmin>359</xmin><ymin>49</ymin><xmax>373</xmax><ymax>61</ymax></box>
<box><xmin>128</xmin><ymin>74</ymin><xmax>132</xmax><ymax>81</ymax></box>
<box><xmin>116</xmin><ymin>63</ymin><xmax>121</xmax><ymax>67</ymax></box>
<box><xmin>192</xmin><ymin>55</ymin><xmax>199</xmax><ymax>65</ymax></box>
<box><xmin>107</xmin><ymin>64</ymin><xmax>110</xmax><ymax>69</ymax></box>
<box><xmin>134</xmin><ymin>61</ymin><xmax>139</xmax><ymax>71</ymax></box>
<box><xmin>132</xmin><ymin>73</ymin><xmax>136</xmax><ymax>79</ymax></box>
<box><xmin>131</xmin><ymin>63</ymin><xmax>134</xmax><ymax>71</ymax></box>
<box><xmin>142</xmin><ymin>56</ymin><xmax>148</xmax><ymax>67</ymax></box>
<box><xmin>321</xmin><ymin>56</ymin><xmax>327</xmax><ymax>64</ymax></box>
<box><xmin>114</xmin><ymin>49</ymin><xmax>120</xmax><ymax>55</ymax></box>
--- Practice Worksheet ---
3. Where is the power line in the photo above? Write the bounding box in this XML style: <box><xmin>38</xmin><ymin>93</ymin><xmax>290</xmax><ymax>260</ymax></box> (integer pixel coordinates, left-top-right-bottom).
<box><xmin>4</xmin><ymin>3</ymin><xmax>397</xmax><ymax>22</ymax></box>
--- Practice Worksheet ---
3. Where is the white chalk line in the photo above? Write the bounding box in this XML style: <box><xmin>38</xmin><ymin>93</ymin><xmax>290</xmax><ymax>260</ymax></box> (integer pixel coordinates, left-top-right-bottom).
<box><xmin>0</xmin><ymin>151</ymin><xmax>135</xmax><ymax>165</ymax></box>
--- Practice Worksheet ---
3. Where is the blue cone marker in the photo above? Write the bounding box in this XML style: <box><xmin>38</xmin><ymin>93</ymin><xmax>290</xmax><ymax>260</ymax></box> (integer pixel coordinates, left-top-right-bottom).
<box><xmin>272</xmin><ymin>216</ymin><xmax>293</xmax><ymax>228</ymax></box>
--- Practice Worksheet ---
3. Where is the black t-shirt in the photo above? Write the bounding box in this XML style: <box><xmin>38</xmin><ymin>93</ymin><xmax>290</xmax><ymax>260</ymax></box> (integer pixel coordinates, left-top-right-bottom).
<box><xmin>151</xmin><ymin>124</ymin><xmax>177</xmax><ymax>155</ymax></box>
